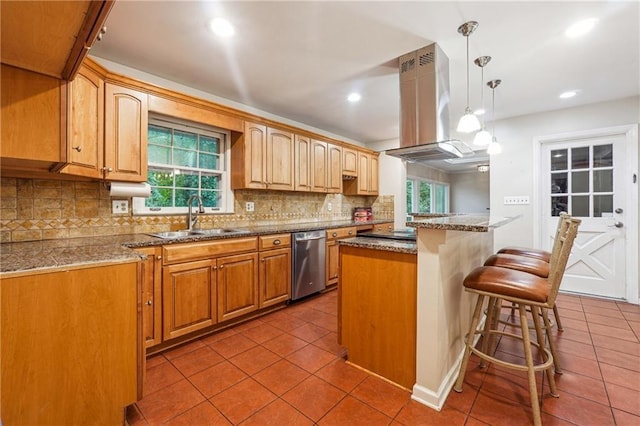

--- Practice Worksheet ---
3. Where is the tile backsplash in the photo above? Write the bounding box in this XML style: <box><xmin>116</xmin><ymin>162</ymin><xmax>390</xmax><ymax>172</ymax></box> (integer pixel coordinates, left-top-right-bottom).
<box><xmin>0</xmin><ymin>178</ymin><xmax>394</xmax><ymax>242</ymax></box>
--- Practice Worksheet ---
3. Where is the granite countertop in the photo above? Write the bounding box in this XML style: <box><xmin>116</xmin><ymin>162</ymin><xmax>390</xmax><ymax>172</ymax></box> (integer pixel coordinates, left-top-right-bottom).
<box><xmin>338</xmin><ymin>237</ymin><xmax>417</xmax><ymax>255</ymax></box>
<box><xmin>0</xmin><ymin>219</ymin><xmax>389</xmax><ymax>275</ymax></box>
<box><xmin>406</xmin><ymin>214</ymin><xmax>520</xmax><ymax>232</ymax></box>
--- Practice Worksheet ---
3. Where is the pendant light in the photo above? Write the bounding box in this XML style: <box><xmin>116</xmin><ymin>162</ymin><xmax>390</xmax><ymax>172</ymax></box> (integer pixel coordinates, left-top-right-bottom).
<box><xmin>473</xmin><ymin>56</ymin><xmax>492</xmax><ymax>146</ymax></box>
<box><xmin>486</xmin><ymin>79</ymin><xmax>502</xmax><ymax>155</ymax></box>
<box><xmin>456</xmin><ymin>21</ymin><xmax>481</xmax><ymax>133</ymax></box>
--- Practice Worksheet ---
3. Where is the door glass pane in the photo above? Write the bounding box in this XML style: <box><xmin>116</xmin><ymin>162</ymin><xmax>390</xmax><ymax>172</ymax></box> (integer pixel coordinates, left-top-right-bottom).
<box><xmin>572</xmin><ymin>195</ymin><xmax>590</xmax><ymax>217</ymax></box>
<box><xmin>418</xmin><ymin>182</ymin><xmax>431</xmax><ymax>212</ymax></box>
<box><xmin>594</xmin><ymin>195</ymin><xmax>613</xmax><ymax>217</ymax></box>
<box><xmin>571</xmin><ymin>147</ymin><xmax>590</xmax><ymax>169</ymax></box>
<box><xmin>593</xmin><ymin>169</ymin><xmax>613</xmax><ymax>192</ymax></box>
<box><xmin>551</xmin><ymin>196</ymin><xmax>568</xmax><ymax>216</ymax></box>
<box><xmin>571</xmin><ymin>171</ymin><xmax>589</xmax><ymax>193</ymax></box>
<box><xmin>551</xmin><ymin>173</ymin><xmax>567</xmax><ymax>193</ymax></box>
<box><xmin>435</xmin><ymin>185</ymin><xmax>446</xmax><ymax>213</ymax></box>
<box><xmin>551</xmin><ymin>149</ymin><xmax>567</xmax><ymax>171</ymax></box>
<box><xmin>406</xmin><ymin>180</ymin><xmax>414</xmax><ymax>213</ymax></box>
<box><xmin>593</xmin><ymin>144</ymin><xmax>613</xmax><ymax>167</ymax></box>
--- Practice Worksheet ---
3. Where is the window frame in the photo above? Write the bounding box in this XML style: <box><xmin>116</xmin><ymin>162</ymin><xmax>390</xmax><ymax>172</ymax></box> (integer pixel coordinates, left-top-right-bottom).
<box><xmin>406</xmin><ymin>176</ymin><xmax>450</xmax><ymax>217</ymax></box>
<box><xmin>133</xmin><ymin>115</ymin><xmax>234</xmax><ymax>215</ymax></box>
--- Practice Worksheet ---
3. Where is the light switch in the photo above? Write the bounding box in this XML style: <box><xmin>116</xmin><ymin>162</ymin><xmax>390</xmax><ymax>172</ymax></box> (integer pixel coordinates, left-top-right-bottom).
<box><xmin>503</xmin><ymin>196</ymin><xmax>530</xmax><ymax>205</ymax></box>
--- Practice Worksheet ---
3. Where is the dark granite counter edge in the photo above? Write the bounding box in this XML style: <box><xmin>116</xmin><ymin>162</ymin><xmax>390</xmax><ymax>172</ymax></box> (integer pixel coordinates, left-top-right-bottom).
<box><xmin>0</xmin><ymin>219</ymin><xmax>392</xmax><ymax>274</ymax></box>
<box><xmin>406</xmin><ymin>215</ymin><xmax>520</xmax><ymax>232</ymax></box>
<box><xmin>338</xmin><ymin>237</ymin><xmax>417</xmax><ymax>255</ymax></box>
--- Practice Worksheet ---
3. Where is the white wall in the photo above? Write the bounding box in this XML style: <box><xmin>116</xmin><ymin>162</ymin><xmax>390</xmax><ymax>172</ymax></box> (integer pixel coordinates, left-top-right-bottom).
<box><xmin>490</xmin><ymin>95</ymin><xmax>640</xmax><ymax>251</ymax></box>
<box><xmin>450</xmin><ymin>171</ymin><xmax>490</xmax><ymax>213</ymax></box>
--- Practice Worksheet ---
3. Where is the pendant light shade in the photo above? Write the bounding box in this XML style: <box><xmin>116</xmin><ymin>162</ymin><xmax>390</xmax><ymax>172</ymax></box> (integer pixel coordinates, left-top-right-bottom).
<box><xmin>473</xmin><ymin>56</ymin><xmax>492</xmax><ymax>146</ymax></box>
<box><xmin>457</xmin><ymin>21</ymin><xmax>481</xmax><ymax>133</ymax></box>
<box><xmin>486</xmin><ymin>79</ymin><xmax>502</xmax><ymax>155</ymax></box>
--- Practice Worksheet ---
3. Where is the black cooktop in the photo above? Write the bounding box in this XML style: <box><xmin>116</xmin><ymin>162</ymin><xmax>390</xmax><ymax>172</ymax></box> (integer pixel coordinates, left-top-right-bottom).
<box><xmin>358</xmin><ymin>228</ymin><xmax>417</xmax><ymax>242</ymax></box>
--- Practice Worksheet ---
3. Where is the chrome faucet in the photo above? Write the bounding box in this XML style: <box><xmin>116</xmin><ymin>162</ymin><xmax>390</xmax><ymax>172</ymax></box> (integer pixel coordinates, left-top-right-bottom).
<box><xmin>187</xmin><ymin>195</ymin><xmax>205</xmax><ymax>231</ymax></box>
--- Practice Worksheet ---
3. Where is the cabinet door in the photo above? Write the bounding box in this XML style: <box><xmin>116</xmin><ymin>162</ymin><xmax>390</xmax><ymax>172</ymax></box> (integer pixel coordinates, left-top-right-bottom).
<box><xmin>104</xmin><ymin>83</ymin><xmax>148</xmax><ymax>182</ymax></box>
<box><xmin>137</xmin><ymin>247</ymin><xmax>163</xmax><ymax>348</ymax></box>
<box><xmin>162</xmin><ymin>260</ymin><xmax>216</xmax><ymax>340</ymax></box>
<box><xmin>326</xmin><ymin>239</ymin><xmax>339</xmax><ymax>286</ymax></box>
<box><xmin>342</xmin><ymin>147</ymin><xmax>358</xmax><ymax>176</ymax></box>
<box><xmin>217</xmin><ymin>252</ymin><xmax>259</xmax><ymax>322</ymax></box>
<box><xmin>0</xmin><ymin>64</ymin><xmax>66</xmax><ymax>168</ymax></box>
<box><xmin>243</xmin><ymin>122</ymin><xmax>267</xmax><ymax>189</ymax></box>
<box><xmin>369</xmin><ymin>155</ymin><xmax>379</xmax><ymax>195</ymax></box>
<box><xmin>294</xmin><ymin>134</ymin><xmax>311</xmax><ymax>191</ymax></box>
<box><xmin>327</xmin><ymin>143</ymin><xmax>343</xmax><ymax>193</ymax></box>
<box><xmin>61</xmin><ymin>65</ymin><xmax>104</xmax><ymax>178</ymax></box>
<box><xmin>358</xmin><ymin>152</ymin><xmax>370</xmax><ymax>194</ymax></box>
<box><xmin>259</xmin><ymin>248</ymin><xmax>291</xmax><ymax>308</ymax></box>
<box><xmin>266</xmin><ymin>128</ymin><xmax>294</xmax><ymax>190</ymax></box>
<box><xmin>311</xmin><ymin>139</ymin><xmax>328</xmax><ymax>192</ymax></box>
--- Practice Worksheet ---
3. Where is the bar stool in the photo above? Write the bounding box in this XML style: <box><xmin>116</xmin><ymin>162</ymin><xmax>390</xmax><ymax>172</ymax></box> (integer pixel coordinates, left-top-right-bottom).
<box><xmin>454</xmin><ymin>217</ymin><xmax>581</xmax><ymax>426</ymax></box>
<box><xmin>488</xmin><ymin>213</ymin><xmax>571</xmax><ymax>332</ymax></box>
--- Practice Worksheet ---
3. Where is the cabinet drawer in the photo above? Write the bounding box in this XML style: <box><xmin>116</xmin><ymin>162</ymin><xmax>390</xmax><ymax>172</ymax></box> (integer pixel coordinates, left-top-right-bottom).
<box><xmin>373</xmin><ymin>222</ymin><xmax>394</xmax><ymax>233</ymax></box>
<box><xmin>326</xmin><ymin>227</ymin><xmax>357</xmax><ymax>240</ymax></box>
<box><xmin>259</xmin><ymin>234</ymin><xmax>291</xmax><ymax>250</ymax></box>
<box><xmin>162</xmin><ymin>237</ymin><xmax>258</xmax><ymax>265</ymax></box>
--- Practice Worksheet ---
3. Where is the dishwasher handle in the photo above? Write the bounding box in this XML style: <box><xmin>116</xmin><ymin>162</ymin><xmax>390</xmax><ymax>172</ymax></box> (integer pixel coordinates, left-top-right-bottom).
<box><xmin>295</xmin><ymin>235</ymin><xmax>325</xmax><ymax>242</ymax></box>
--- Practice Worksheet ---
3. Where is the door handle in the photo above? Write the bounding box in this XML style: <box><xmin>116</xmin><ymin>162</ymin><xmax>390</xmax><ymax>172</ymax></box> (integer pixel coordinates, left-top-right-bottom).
<box><xmin>609</xmin><ymin>221</ymin><xmax>624</xmax><ymax>228</ymax></box>
<box><xmin>615</xmin><ymin>208</ymin><xmax>623</xmax><ymax>214</ymax></box>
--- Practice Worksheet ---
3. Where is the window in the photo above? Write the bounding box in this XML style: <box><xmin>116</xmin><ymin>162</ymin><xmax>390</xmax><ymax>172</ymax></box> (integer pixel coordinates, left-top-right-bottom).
<box><xmin>133</xmin><ymin>117</ymin><xmax>233</xmax><ymax>214</ymax></box>
<box><xmin>406</xmin><ymin>177</ymin><xmax>449</xmax><ymax>217</ymax></box>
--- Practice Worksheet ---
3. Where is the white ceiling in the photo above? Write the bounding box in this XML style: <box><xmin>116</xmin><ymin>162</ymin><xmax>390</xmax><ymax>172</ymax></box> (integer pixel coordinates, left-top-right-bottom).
<box><xmin>91</xmin><ymin>1</ymin><xmax>639</xmax><ymax>172</ymax></box>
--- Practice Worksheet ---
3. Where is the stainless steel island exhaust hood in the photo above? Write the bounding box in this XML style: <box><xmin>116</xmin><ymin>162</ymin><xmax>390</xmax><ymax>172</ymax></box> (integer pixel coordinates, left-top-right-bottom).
<box><xmin>386</xmin><ymin>43</ymin><xmax>474</xmax><ymax>162</ymax></box>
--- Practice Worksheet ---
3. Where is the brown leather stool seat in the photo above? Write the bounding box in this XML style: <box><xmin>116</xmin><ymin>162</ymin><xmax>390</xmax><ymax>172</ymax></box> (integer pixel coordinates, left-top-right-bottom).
<box><xmin>484</xmin><ymin>253</ymin><xmax>550</xmax><ymax>277</ymax></box>
<box><xmin>497</xmin><ymin>246</ymin><xmax>551</xmax><ymax>262</ymax></box>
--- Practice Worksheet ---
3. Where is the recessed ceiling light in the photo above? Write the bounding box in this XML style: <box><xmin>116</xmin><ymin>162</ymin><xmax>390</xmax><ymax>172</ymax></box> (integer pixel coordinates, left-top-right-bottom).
<box><xmin>347</xmin><ymin>92</ymin><xmax>361</xmax><ymax>103</ymax></box>
<box><xmin>565</xmin><ymin>18</ymin><xmax>598</xmax><ymax>38</ymax></box>
<box><xmin>559</xmin><ymin>90</ymin><xmax>578</xmax><ymax>99</ymax></box>
<box><xmin>473</xmin><ymin>108</ymin><xmax>485</xmax><ymax>116</ymax></box>
<box><xmin>209</xmin><ymin>18</ymin><xmax>235</xmax><ymax>37</ymax></box>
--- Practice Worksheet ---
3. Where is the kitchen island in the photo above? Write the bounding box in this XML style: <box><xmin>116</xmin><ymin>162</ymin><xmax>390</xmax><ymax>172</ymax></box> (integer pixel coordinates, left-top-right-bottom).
<box><xmin>338</xmin><ymin>214</ymin><xmax>518</xmax><ymax>410</ymax></box>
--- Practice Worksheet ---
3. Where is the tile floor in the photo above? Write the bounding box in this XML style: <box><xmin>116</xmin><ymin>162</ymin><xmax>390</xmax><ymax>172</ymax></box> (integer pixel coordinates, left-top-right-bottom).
<box><xmin>127</xmin><ymin>290</ymin><xmax>640</xmax><ymax>425</ymax></box>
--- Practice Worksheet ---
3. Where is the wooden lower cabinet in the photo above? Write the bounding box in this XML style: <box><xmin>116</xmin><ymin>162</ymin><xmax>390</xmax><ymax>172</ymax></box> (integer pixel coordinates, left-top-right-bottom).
<box><xmin>1</xmin><ymin>262</ymin><xmax>140</xmax><ymax>425</ymax></box>
<box><xmin>162</xmin><ymin>259</ymin><xmax>217</xmax><ymax>340</ymax></box>
<box><xmin>326</xmin><ymin>227</ymin><xmax>356</xmax><ymax>287</ymax></box>
<box><xmin>136</xmin><ymin>246</ymin><xmax>163</xmax><ymax>348</ymax></box>
<box><xmin>259</xmin><ymin>247</ymin><xmax>291</xmax><ymax>307</ymax></box>
<box><xmin>217</xmin><ymin>252</ymin><xmax>259</xmax><ymax>322</ymax></box>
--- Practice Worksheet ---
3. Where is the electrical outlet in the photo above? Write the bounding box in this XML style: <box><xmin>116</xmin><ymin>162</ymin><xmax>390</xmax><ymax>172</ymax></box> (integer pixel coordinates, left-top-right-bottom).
<box><xmin>327</xmin><ymin>202</ymin><xmax>332</xmax><ymax>211</ymax></box>
<box><xmin>112</xmin><ymin>199</ymin><xmax>129</xmax><ymax>214</ymax></box>
<box><xmin>246</xmin><ymin>201</ymin><xmax>255</xmax><ymax>212</ymax></box>
<box><xmin>503</xmin><ymin>196</ymin><xmax>530</xmax><ymax>205</ymax></box>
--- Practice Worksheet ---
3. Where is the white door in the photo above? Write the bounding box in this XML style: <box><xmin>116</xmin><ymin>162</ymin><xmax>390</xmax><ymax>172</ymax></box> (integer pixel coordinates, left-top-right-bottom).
<box><xmin>540</xmin><ymin>131</ymin><xmax>632</xmax><ymax>300</ymax></box>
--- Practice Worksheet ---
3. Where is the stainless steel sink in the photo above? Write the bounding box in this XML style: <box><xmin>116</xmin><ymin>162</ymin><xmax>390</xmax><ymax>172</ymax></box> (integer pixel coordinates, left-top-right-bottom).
<box><xmin>147</xmin><ymin>229</ymin><xmax>249</xmax><ymax>239</ymax></box>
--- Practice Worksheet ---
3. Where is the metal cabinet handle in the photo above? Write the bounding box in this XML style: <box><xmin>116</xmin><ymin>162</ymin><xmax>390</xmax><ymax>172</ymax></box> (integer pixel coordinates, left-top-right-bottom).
<box><xmin>273</xmin><ymin>239</ymin><xmax>281</xmax><ymax>245</ymax></box>
<box><xmin>157</xmin><ymin>256</ymin><xmax>162</xmax><ymax>260</ymax></box>
<box><xmin>73</xmin><ymin>146</ymin><xmax>82</xmax><ymax>152</ymax></box>
<box><xmin>213</xmin><ymin>266</ymin><xmax>218</xmax><ymax>270</ymax></box>
<box><xmin>332</xmin><ymin>232</ymin><xmax>337</xmax><ymax>237</ymax></box>
<box><xmin>145</xmin><ymin>300</ymin><xmax>152</xmax><ymax>306</ymax></box>
<box><xmin>97</xmin><ymin>26</ymin><xmax>107</xmax><ymax>41</ymax></box>
<box><xmin>102</xmin><ymin>167</ymin><xmax>113</xmax><ymax>172</ymax></box>
<box><xmin>348</xmin><ymin>230</ymin><xmax>353</xmax><ymax>235</ymax></box>
<box><xmin>219</xmin><ymin>265</ymin><xmax>224</xmax><ymax>269</ymax></box>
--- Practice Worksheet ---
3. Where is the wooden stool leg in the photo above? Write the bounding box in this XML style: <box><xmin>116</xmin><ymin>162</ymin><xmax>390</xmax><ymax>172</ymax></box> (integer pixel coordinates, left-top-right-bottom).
<box><xmin>553</xmin><ymin>303</ymin><xmax>564</xmax><ymax>331</ymax></box>
<box><xmin>542</xmin><ymin>307</ymin><xmax>563</xmax><ymax>374</ymax></box>
<box><xmin>532</xmin><ymin>306</ymin><xmax>558</xmax><ymax>398</ymax></box>
<box><xmin>479</xmin><ymin>297</ymin><xmax>497</xmax><ymax>369</ymax></box>
<box><xmin>454</xmin><ymin>294</ymin><xmax>485</xmax><ymax>393</ymax></box>
<box><xmin>519</xmin><ymin>305</ymin><xmax>543</xmax><ymax>426</ymax></box>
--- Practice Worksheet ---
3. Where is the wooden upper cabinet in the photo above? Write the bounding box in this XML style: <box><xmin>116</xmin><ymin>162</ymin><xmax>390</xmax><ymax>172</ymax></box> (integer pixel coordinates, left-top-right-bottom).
<box><xmin>60</xmin><ymin>65</ymin><xmax>104</xmax><ymax>178</ymax></box>
<box><xmin>343</xmin><ymin>150</ymin><xmax>380</xmax><ymax>195</ymax></box>
<box><xmin>0</xmin><ymin>1</ymin><xmax>113</xmax><ymax>80</ymax></box>
<box><xmin>327</xmin><ymin>143</ymin><xmax>343</xmax><ymax>193</ymax></box>
<box><xmin>294</xmin><ymin>134</ymin><xmax>312</xmax><ymax>191</ymax></box>
<box><xmin>342</xmin><ymin>147</ymin><xmax>358</xmax><ymax>176</ymax></box>
<box><xmin>310</xmin><ymin>140</ymin><xmax>328</xmax><ymax>192</ymax></box>
<box><xmin>232</xmin><ymin>122</ymin><xmax>293</xmax><ymax>190</ymax></box>
<box><xmin>0</xmin><ymin>64</ymin><xmax>67</xmax><ymax>172</ymax></box>
<box><xmin>104</xmin><ymin>83</ymin><xmax>149</xmax><ymax>182</ymax></box>
<box><xmin>266</xmin><ymin>128</ymin><xmax>294</xmax><ymax>190</ymax></box>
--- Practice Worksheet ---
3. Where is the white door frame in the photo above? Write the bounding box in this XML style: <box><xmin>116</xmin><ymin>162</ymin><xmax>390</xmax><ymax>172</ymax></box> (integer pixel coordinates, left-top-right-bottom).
<box><xmin>532</xmin><ymin>124</ymin><xmax>639</xmax><ymax>303</ymax></box>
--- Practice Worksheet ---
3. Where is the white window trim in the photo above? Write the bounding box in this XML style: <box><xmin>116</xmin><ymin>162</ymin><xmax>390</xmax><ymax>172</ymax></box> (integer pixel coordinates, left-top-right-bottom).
<box><xmin>407</xmin><ymin>176</ymin><xmax>450</xmax><ymax>215</ymax></box>
<box><xmin>133</xmin><ymin>115</ymin><xmax>235</xmax><ymax>215</ymax></box>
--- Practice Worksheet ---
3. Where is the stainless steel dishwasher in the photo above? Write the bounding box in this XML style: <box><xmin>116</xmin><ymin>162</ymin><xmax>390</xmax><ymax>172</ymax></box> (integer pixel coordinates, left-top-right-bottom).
<box><xmin>291</xmin><ymin>230</ymin><xmax>326</xmax><ymax>300</ymax></box>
